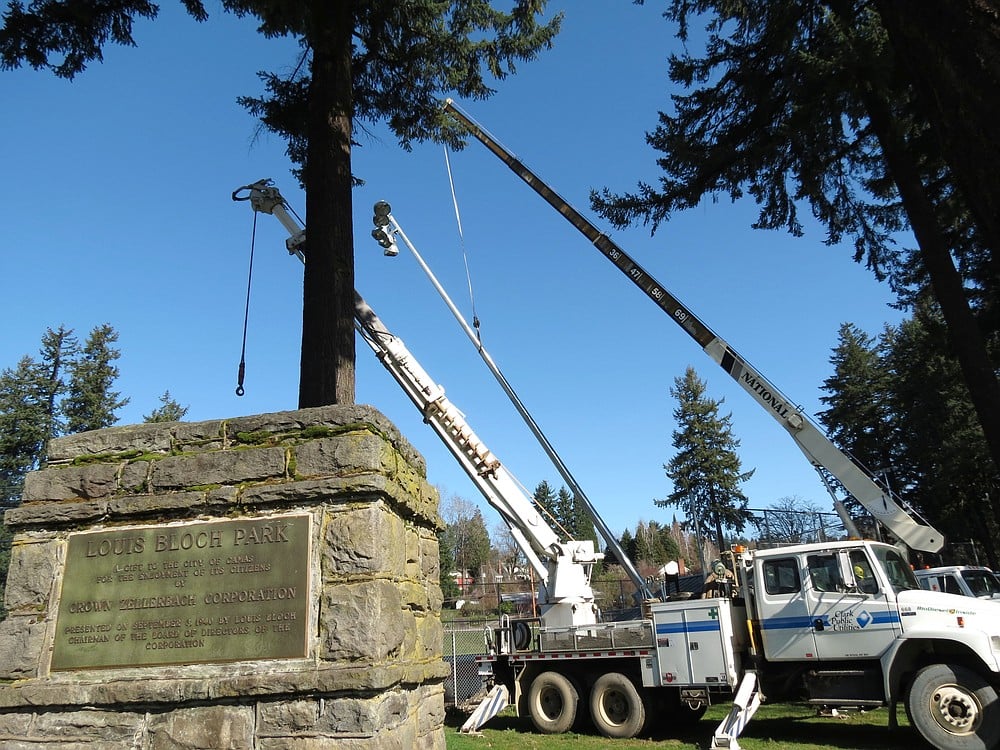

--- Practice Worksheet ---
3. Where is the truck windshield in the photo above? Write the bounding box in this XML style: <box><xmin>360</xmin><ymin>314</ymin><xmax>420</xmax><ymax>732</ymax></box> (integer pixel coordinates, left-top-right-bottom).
<box><xmin>962</xmin><ymin>570</ymin><xmax>1000</xmax><ymax>598</ymax></box>
<box><xmin>873</xmin><ymin>547</ymin><xmax>920</xmax><ymax>593</ymax></box>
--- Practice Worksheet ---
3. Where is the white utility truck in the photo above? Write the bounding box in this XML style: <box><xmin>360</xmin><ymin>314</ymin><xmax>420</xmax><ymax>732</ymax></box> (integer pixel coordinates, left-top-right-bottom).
<box><xmin>915</xmin><ymin>566</ymin><xmax>1000</xmax><ymax>600</ymax></box>
<box><xmin>236</xmin><ymin>175</ymin><xmax>1000</xmax><ymax>750</ymax></box>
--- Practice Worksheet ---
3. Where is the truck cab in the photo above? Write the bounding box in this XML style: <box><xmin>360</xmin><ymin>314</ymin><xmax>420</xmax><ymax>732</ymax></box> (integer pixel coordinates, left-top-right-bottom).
<box><xmin>744</xmin><ymin>541</ymin><xmax>1000</xmax><ymax>730</ymax></box>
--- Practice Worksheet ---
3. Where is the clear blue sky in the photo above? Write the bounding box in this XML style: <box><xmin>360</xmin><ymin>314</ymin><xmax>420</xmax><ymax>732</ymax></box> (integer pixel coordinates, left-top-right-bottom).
<box><xmin>1</xmin><ymin>3</ymin><xmax>904</xmax><ymax>539</ymax></box>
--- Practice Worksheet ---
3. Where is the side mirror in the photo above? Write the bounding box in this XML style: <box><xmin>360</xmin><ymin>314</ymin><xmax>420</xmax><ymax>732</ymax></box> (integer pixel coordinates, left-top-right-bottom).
<box><xmin>837</xmin><ymin>551</ymin><xmax>861</xmax><ymax>594</ymax></box>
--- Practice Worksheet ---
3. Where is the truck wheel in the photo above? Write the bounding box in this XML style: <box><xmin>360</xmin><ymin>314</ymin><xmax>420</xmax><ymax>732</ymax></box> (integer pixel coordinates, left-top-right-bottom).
<box><xmin>527</xmin><ymin>671</ymin><xmax>579</xmax><ymax>734</ymax></box>
<box><xmin>908</xmin><ymin>663</ymin><xmax>1000</xmax><ymax>750</ymax></box>
<box><xmin>590</xmin><ymin>672</ymin><xmax>646</xmax><ymax>739</ymax></box>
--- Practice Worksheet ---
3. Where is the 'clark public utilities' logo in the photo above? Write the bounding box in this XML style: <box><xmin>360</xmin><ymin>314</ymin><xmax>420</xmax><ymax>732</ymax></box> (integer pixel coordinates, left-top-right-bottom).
<box><xmin>826</xmin><ymin>609</ymin><xmax>873</xmax><ymax>631</ymax></box>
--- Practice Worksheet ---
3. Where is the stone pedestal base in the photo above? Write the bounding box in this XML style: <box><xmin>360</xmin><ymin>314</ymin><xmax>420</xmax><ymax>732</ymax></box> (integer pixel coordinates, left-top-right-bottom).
<box><xmin>0</xmin><ymin>405</ymin><xmax>447</xmax><ymax>749</ymax></box>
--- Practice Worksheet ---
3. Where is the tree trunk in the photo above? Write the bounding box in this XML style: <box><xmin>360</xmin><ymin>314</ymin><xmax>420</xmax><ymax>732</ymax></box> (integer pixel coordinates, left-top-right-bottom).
<box><xmin>859</xmin><ymin>83</ymin><xmax>1000</xmax><ymax>518</ymax></box>
<box><xmin>299</xmin><ymin>1</ymin><xmax>356</xmax><ymax>407</ymax></box>
<box><xmin>874</xmin><ymin>0</ymin><xmax>1000</xmax><ymax>280</ymax></box>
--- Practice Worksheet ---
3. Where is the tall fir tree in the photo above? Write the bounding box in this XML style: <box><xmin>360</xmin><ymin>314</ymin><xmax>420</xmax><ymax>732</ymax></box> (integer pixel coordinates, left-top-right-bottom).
<box><xmin>884</xmin><ymin>304</ymin><xmax>999</xmax><ymax>566</ymax></box>
<box><xmin>1</xmin><ymin>1</ymin><xmax>563</xmax><ymax>408</ymax></box>
<box><xmin>62</xmin><ymin>324</ymin><xmax>129</xmax><ymax>434</ymax></box>
<box><xmin>817</xmin><ymin>322</ymin><xmax>897</xmax><ymax>527</ymax></box>
<box><xmin>568</xmin><ymin>489</ymin><xmax>599</xmax><ymax>549</ymax></box>
<box><xmin>553</xmin><ymin>486</ymin><xmax>574</xmax><ymax>538</ymax></box>
<box><xmin>37</xmin><ymin>326</ymin><xmax>76</xmax><ymax>460</ymax></box>
<box><xmin>659</xmin><ymin>367</ymin><xmax>755</xmax><ymax>560</ymax></box>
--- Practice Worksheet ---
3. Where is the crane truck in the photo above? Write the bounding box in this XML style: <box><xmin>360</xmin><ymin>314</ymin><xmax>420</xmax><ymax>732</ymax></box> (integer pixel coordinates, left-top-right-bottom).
<box><xmin>235</xmin><ymin>181</ymin><xmax>1000</xmax><ymax>750</ymax></box>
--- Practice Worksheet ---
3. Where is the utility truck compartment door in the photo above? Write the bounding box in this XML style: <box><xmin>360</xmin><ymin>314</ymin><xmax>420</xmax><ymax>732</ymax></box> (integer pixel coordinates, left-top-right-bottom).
<box><xmin>649</xmin><ymin>598</ymin><xmax>741</xmax><ymax>689</ymax></box>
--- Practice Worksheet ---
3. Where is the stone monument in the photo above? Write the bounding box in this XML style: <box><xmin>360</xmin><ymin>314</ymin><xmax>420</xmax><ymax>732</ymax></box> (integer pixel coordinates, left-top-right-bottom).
<box><xmin>0</xmin><ymin>404</ymin><xmax>448</xmax><ymax>748</ymax></box>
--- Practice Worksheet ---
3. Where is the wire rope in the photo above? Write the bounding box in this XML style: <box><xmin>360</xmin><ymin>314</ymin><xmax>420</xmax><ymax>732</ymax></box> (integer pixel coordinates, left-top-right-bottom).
<box><xmin>235</xmin><ymin>211</ymin><xmax>258</xmax><ymax>396</ymax></box>
<box><xmin>443</xmin><ymin>146</ymin><xmax>482</xmax><ymax>341</ymax></box>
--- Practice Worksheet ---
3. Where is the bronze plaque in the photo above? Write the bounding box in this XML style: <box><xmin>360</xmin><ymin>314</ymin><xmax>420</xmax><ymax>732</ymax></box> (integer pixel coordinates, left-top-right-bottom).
<box><xmin>51</xmin><ymin>514</ymin><xmax>310</xmax><ymax>671</ymax></box>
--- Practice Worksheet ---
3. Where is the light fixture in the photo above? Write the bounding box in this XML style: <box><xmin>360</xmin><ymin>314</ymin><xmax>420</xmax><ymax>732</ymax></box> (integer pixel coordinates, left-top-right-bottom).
<box><xmin>371</xmin><ymin>228</ymin><xmax>399</xmax><ymax>257</ymax></box>
<box><xmin>373</xmin><ymin>200</ymin><xmax>391</xmax><ymax>226</ymax></box>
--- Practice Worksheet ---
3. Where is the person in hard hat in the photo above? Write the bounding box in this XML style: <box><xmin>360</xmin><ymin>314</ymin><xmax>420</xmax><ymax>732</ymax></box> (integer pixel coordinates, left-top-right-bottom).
<box><xmin>853</xmin><ymin>561</ymin><xmax>878</xmax><ymax>594</ymax></box>
<box><xmin>703</xmin><ymin>559</ymin><xmax>735</xmax><ymax>598</ymax></box>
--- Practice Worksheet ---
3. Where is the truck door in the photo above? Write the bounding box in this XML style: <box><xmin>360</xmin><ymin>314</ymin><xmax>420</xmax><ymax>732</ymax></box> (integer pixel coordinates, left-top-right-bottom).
<box><xmin>755</xmin><ymin>555</ymin><xmax>817</xmax><ymax>661</ymax></box>
<box><xmin>805</xmin><ymin>549</ymin><xmax>900</xmax><ymax>660</ymax></box>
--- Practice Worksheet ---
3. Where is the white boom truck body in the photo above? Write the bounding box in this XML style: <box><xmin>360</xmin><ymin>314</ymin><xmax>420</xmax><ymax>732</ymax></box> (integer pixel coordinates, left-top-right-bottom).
<box><xmin>475</xmin><ymin>537</ymin><xmax>1000</xmax><ymax>750</ymax></box>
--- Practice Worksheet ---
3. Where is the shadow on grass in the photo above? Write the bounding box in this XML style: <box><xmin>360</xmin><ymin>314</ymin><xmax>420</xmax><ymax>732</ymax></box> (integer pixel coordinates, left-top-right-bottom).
<box><xmin>644</xmin><ymin>710</ymin><xmax>922</xmax><ymax>750</ymax></box>
<box><xmin>447</xmin><ymin>703</ymin><xmax>923</xmax><ymax>749</ymax></box>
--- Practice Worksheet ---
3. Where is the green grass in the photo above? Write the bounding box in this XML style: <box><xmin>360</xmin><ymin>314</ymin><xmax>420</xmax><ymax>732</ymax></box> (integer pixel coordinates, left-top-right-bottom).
<box><xmin>446</xmin><ymin>702</ymin><xmax>924</xmax><ymax>750</ymax></box>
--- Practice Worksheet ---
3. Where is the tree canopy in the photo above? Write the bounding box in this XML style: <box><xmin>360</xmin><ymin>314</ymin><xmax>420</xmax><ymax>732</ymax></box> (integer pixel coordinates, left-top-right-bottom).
<box><xmin>1</xmin><ymin>0</ymin><xmax>563</xmax><ymax>407</ymax></box>
<box><xmin>819</xmin><ymin>307</ymin><xmax>999</xmax><ymax>566</ymax></box>
<box><xmin>594</xmin><ymin>0</ymin><xmax>1000</xmax><ymax>498</ymax></box>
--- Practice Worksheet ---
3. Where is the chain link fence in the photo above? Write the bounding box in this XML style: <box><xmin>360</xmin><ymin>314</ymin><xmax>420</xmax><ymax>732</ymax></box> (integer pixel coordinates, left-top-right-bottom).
<box><xmin>442</xmin><ymin>620</ymin><xmax>492</xmax><ymax>706</ymax></box>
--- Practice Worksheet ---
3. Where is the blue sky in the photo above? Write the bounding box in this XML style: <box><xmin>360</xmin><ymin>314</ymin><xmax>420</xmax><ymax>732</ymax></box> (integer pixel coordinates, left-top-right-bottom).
<box><xmin>1</xmin><ymin>3</ymin><xmax>905</xmax><ymax>540</ymax></box>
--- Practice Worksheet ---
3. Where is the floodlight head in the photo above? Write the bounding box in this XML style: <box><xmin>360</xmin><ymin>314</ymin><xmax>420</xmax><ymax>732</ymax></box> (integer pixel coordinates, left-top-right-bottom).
<box><xmin>371</xmin><ymin>228</ymin><xmax>399</xmax><ymax>256</ymax></box>
<box><xmin>373</xmin><ymin>200</ymin><xmax>391</xmax><ymax>224</ymax></box>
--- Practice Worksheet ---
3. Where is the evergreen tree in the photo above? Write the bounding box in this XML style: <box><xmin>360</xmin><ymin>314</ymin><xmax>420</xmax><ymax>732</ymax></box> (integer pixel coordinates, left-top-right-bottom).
<box><xmin>441</xmin><ymin>496</ymin><xmax>492</xmax><ymax>587</ymax></box>
<box><xmin>614</xmin><ymin>528</ymin><xmax>637</xmax><ymax>568</ymax></box>
<box><xmin>632</xmin><ymin>520</ymin><xmax>680</xmax><ymax>567</ymax></box>
<box><xmin>532</xmin><ymin>480</ymin><xmax>563</xmax><ymax>536</ymax></box>
<box><xmin>553</xmin><ymin>486</ymin><xmax>574</xmax><ymax>537</ymax></box>
<box><xmin>143</xmin><ymin>391</ymin><xmax>189</xmax><ymax>423</ymax></box>
<box><xmin>1</xmin><ymin>2</ymin><xmax>563</xmax><ymax>407</ymax></box>
<box><xmin>884</xmin><ymin>303</ymin><xmax>999</xmax><ymax>567</ymax></box>
<box><xmin>37</xmin><ymin>326</ymin><xmax>77</xmax><ymax>460</ymax></box>
<box><xmin>0</xmin><ymin>357</ymin><xmax>49</xmax><ymax>506</ymax></box>
<box><xmin>817</xmin><ymin>322</ymin><xmax>896</xmax><ymax>525</ymax></box>
<box><xmin>568</xmin><ymin>490</ymin><xmax>599</xmax><ymax>549</ymax></box>
<box><xmin>0</xmin><ymin>324</ymin><xmax>130</xmax><ymax>505</ymax></box>
<box><xmin>437</xmin><ymin>528</ymin><xmax>460</xmax><ymax>601</ymax></box>
<box><xmin>593</xmin><ymin>1</ymin><xmax>1000</xmax><ymax>499</ymax></box>
<box><xmin>62</xmin><ymin>324</ymin><xmax>128</xmax><ymax>433</ymax></box>
<box><xmin>816</xmin><ymin>304</ymin><xmax>998</xmax><ymax>564</ymax></box>
<box><xmin>659</xmin><ymin>367</ymin><xmax>755</xmax><ymax>557</ymax></box>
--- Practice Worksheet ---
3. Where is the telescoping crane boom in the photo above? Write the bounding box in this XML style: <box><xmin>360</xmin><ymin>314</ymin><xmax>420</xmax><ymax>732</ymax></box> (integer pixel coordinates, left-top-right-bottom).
<box><xmin>371</xmin><ymin>200</ymin><xmax>654</xmax><ymax>602</ymax></box>
<box><xmin>442</xmin><ymin>99</ymin><xmax>944</xmax><ymax>555</ymax></box>
<box><xmin>232</xmin><ymin>180</ymin><xmax>603</xmax><ymax>629</ymax></box>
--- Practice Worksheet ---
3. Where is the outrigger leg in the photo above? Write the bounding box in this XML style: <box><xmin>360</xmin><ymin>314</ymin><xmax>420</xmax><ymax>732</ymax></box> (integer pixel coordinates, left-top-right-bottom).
<box><xmin>710</xmin><ymin>671</ymin><xmax>762</xmax><ymax>749</ymax></box>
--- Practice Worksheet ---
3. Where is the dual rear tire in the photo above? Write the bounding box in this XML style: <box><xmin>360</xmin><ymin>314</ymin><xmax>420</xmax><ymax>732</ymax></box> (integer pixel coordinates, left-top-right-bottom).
<box><xmin>527</xmin><ymin>671</ymin><xmax>579</xmax><ymax>734</ymax></box>
<box><xmin>527</xmin><ymin>670</ymin><xmax>662</xmax><ymax>739</ymax></box>
<box><xmin>589</xmin><ymin>672</ymin><xmax>649</xmax><ymax>738</ymax></box>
